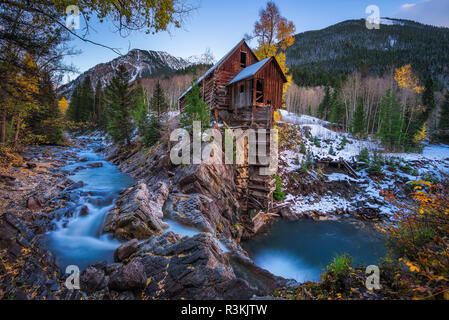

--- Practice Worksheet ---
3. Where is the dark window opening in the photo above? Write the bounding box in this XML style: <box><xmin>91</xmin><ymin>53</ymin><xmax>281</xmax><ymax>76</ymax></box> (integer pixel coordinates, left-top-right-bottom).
<box><xmin>240</xmin><ymin>52</ymin><xmax>247</xmax><ymax>68</ymax></box>
<box><xmin>256</xmin><ymin>79</ymin><xmax>264</xmax><ymax>103</ymax></box>
<box><xmin>240</xmin><ymin>84</ymin><xmax>244</xmax><ymax>93</ymax></box>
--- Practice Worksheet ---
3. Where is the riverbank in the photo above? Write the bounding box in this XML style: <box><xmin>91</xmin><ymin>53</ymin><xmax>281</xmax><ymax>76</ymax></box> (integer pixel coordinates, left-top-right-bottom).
<box><xmin>1</xmin><ymin>128</ymin><xmax>433</xmax><ymax>300</ymax></box>
<box><xmin>0</xmin><ymin>132</ymin><xmax>288</xmax><ymax>299</ymax></box>
<box><xmin>0</xmin><ymin>138</ymin><xmax>88</xmax><ymax>299</ymax></box>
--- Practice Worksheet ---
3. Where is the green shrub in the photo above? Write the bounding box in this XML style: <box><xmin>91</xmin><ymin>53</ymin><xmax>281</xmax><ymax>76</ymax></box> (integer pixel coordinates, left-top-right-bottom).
<box><xmin>357</xmin><ymin>148</ymin><xmax>370</xmax><ymax>168</ymax></box>
<box><xmin>143</xmin><ymin>114</ymin><xmax>161</xmax><ymax>147</ymax></box>
<box><xmin>367</xmin><ymin>151</ymin><xmax>384</xmax><ymax>176</ymax></box>
<box><xmin>421</xmin><ymin>173</ymin><xmax>440</xmax><ymax>185</ymax></box>
<box><xmin>273</xmin><ymin>175</ymin><xmax>285</xmax><ymax>202</ymax></box>
<box><xmin>399</xmin><ymin>162</ymin><xmax>413</xmax><ymax>174</ymax></box>
<box><xmin>300</xmin><ymin>142</ymin><xmax>307</xmax><ymax>154</ymax></box>
<box><xmin>321</xmin><ymin>253</ymin><xmax>354</xmax><ymax>294</ymax></box>
<box><xmin>386</xmin><ymin>157</ymin><xmax>397</xmax><ymax>172</ymax></box>
<box><xmin>300</xmin><ymin>151</ymin><xmax>313</xmax><ymax>174</ymax></box>
<box><xmin>327</xmin><ymin>254</ymin><xmax>353</xmax><ymax>276</ymax></box>
<box><xmin>338</xmin><ymin>136</ymin><xmax>348</xmax><ymax>150</ymax></box>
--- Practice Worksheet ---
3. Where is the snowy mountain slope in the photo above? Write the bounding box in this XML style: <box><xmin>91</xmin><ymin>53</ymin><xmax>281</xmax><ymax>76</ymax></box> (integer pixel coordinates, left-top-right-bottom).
<box><xmin>58</xmin><ymin>49</ymin><xmax>192</xmax><ymax>98</ymax></box>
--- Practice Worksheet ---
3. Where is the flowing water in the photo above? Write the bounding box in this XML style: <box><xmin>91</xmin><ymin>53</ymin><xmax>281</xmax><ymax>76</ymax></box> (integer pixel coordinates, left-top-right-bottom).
<box><xmin>46</xmin><ymin>144</ymin><xmax>134</xmax><ymax>270</ymax></box>
<box><xmin>243</xmin><ymin>219</ymin><xmax>386</xmax><ymax>282</ymax></box>
<box><xmin>46</xmin><ymin>138</ymin><xmax>385</xmax><ymax>281</ymax></box>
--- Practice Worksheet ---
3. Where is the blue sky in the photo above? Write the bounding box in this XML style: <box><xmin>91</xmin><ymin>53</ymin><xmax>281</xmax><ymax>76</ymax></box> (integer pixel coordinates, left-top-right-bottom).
<box><xmin>63</xmin><ymin>0</ymin><xmax>449</xmax><ymax>83</ymax></box>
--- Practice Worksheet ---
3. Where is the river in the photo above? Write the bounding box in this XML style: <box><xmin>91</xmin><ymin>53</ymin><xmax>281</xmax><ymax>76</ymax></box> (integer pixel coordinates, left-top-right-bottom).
<box><xmin>46</xmin><ymin>139</ymin><xmax>134</xmax><ymax>270</ymax></box>
<box><xmin>243</xmin><ymin>219</ymin><xmax>386</xmax><ymax>282</ymax></box>
<box><xmin>45</xmin><ymin>136</ymin><xmax>386</xmax><ymax>283</ymax></box>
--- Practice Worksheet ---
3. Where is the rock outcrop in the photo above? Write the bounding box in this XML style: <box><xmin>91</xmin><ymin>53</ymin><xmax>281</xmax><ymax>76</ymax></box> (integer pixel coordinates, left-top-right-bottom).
<box><xmin>114</xmin><ymin>239</ymin><xmax>139</xmax><ymax>262</ymax></box>
<box><xmin>103</xmin><ymin>182</ymin><xmax>169</xmax><ymax>241</ymax></box>
<box><xmin>135</xmin><ymin>232</ymin><xmax>257</xmax><ymax>299</ymax></box>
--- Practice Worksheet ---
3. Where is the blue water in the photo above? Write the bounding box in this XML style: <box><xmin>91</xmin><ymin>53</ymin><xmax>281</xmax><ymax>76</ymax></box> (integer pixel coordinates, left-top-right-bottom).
<box><xmin>47</xmin><ymin>147</ymin><xmax>134</xmax><ymax>270</ymax></box>
<box><xmin>243</xmin><ymin>219</ymin><xmax>386</xmax><ymax>282</ymax></box>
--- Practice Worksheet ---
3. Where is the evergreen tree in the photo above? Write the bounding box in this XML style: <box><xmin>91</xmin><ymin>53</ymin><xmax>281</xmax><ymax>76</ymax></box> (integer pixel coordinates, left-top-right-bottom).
<box><xmin>104</xmin><ymin>65</ymin><xmax>136</xmax><ymax>146</ymax></box>
<box><xmin>150</xmin><ymin>81</ymin><xmax>168</xmax><ymax>116</ymax></box>
<box><xmin>351</xmin><ymin>99</ymin><xmax>366</xmax><ymax>137</ymax></box>
<box><xmin>133</xmin><ymin>83</ymin><xmax>149</xmax><ymax>136</ymax></box>
<box><xmin>357</xmin><ymin>148</ymin><xmax>370</xmax><ymax>168</ymax></box>
<box><xmin>180</xmin><ymin>83</ymin><xmax>210</xmax><ymax>130</ymax></box>
<box><xmin>408</xmin><ymin>77</ymin><xmax>436</xmax><ymax>147</ymax></box>
<box><xmin>68</xmin><ymin>84</ymin><xmax>81</xmax><ymax>122</ymax></box>
<box><xmin>377</xmin><ymin>89</ymin><xmax>404</xmax><ymax>151</ymax></box>
<box><xmin>143</xmin><ymin>114</ymin><xmax>161</xmax><ymax>147</ymax></box>
<box><xmin>422</xmin><ymin>77</ymin><xmax>436</xmax><ymax>119</ymax></box>
<box><xmin>79</xmin><ymin>76</ymin><xmax>94</xmax><ymax>122</ymax></box>
<box><xmin>329</xmin><ymin>86</ymin><xmax>344</xmax><ymax>125</ymax></box>
<box><xmin>367</xmin><ymin>151</ymin><xmax>384</xmax><ymax>176</ymax></box>
<box><xmin>438</xmin><ymin>91</ymin><xmax>449</xmax><ymax>144</ymax></box>
<box><xmin>28</xmin><ymin>71</ymin><xmax>63</xmax><ymax>144</ymax></box>
<box><xmin>94</xmin><ymin>80</ymin><xmax>104</xmax><ymax>127</ymax></box>
<box><xmin>317</xmin><ymin>85</ymin><xmax>331</xmax><ymax>119</ymax></box>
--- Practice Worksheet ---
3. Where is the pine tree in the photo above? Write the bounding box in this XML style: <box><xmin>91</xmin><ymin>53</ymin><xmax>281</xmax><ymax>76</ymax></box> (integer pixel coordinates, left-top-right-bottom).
<box><xmin>329</xmin><ymin>85</ymin><xmax>345</xmax><ymax>125</ymax></box>
<box><xmin>67</xmin><ymin>84</ymin><xmax>81</xmax><ymax>122</ymax></box>
<box><xmin>438</xmin><ymin>91</ymin><xmax>449</xmax><ymax>144</ymax></box>
<box><xmin>180</xmin><ymin>83</ymin><xmax>210</xmax><ymax>130</ymax></box>
<box><xmin>79</xmin><ymin>76</ymin><xmax>94</xmax><ymax>122</ymax></box>
<box><xmin>351</xmin><ymin>99</ymin><xmax>366</xmax><ymax>137</ymax></box>
<box><xmin>104</xmin><ymin>65</ymin><xmax>136</xmax><ymax>146</ymax></box>
<box><xmin>143</xmin><ymin>114</ymin><xmax>161</xmax><ymax>147</ymax></box>
<box><xmin>367</xmin><ymin>151</ymin><xmax>384</xmax><ymax>176</ymax></box>
<box><xmin>94</xmin><ymin>80</ymin><xmax>104</xmax><ymax>127</ymax></box>
<box><xmin>317</xmin><ymin>85</ymin><xmax>331</xmax><ymax>119</ymax></box>
<box><xmin>407</xmin><ymin>77</ymin><xmax>435</xmax><ymax>146</ymax></box>
<box><xmin>134</xmin><ymin>83</ymin><xmax>149</xmax><ymax>136</ymax></box>
<box><xmin>422</xmin><ymin>77</ymin><xmax>436</xmax><ymax>119</ymax></box>
<box><xmin>357</xmin><ymin>148</ymin><xmax>370</xmax><ymax>168</ymax></box>
<box><xmin>377</xmin><ymin>89</ymin><xmax>404</xmax><ymax>151</ymax></box>
<box><xmin>150</xmin><ymin>81</ymin><xmax>168</xmax><ymax>116</ymax></box>
<box><xmin>27</xmin><ymin>71</ymin><xmax>63</xmax><ymax>144</ymax></box>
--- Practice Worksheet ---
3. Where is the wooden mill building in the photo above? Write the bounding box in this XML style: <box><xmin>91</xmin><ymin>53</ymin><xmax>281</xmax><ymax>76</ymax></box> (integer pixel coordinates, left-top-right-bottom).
<box><xmin>178</xmin><ymin>40</ymin><xmax>287</xmax><ymax>214</ymax></box>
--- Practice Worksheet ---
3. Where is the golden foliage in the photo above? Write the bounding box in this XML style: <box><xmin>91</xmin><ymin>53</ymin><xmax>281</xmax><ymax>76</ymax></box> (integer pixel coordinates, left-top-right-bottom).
<box><xmin>273</xmin><ymin>110</ymin><xmax>282</xmax><ymax>122</ymax></box>
<box><xmin>394</xmin><ymin>64</ymin><xmax>424</xmax><ymax>93</ymax></box>
<box><xmin>413</xmin><ymin>122</ymin><xmax>427</xmax><ymax>144</ymax></box>
<box><xmin>58</xmin><ymin>97</ymin><xmax>69</xmax><ymax>116</ymax></box>
<box><xmin>251</xmin><ymin>1</ymin><xmax>295</xmax><ymax>106</ymax></box>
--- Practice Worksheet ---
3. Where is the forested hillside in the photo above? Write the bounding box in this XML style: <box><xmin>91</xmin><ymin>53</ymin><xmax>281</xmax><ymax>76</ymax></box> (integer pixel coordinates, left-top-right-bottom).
<box><xmin>286</xmin><ymin>18</ymin><xmax>449</xmax><ymax>88</ymax></box>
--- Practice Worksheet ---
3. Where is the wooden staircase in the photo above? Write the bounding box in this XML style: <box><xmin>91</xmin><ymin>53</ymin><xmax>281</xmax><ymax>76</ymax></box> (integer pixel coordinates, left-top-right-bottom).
<box><xmin>230</xmin><ymin>106</ymin><xmax>275</xmax><ymax>214</ymax></box>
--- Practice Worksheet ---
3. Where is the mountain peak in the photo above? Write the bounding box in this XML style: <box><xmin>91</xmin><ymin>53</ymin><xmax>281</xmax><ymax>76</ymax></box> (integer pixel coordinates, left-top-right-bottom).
<box><xmin>58</xmin><ymin>49</ymin><xmax>191</xmax><ymax>98</ymax></box>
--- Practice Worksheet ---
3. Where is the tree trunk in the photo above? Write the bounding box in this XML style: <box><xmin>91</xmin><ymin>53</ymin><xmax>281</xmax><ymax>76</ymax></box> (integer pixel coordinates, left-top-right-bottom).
<box><xmin>14</xmin><ymin>116</ymin><xmax>21</xmax><ymax>145</ymax></box>
<box><xmin>1</xmin><ymin>109</ymin><xmax>6</xmax><ymax>144</ymax></box>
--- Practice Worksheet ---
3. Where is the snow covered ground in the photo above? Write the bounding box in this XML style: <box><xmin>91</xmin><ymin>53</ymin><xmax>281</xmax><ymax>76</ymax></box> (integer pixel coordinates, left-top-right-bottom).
<box><xmin>278</xmin><ymin>111</ymin><xmax>449</xmax><ymax>219</ymax></box>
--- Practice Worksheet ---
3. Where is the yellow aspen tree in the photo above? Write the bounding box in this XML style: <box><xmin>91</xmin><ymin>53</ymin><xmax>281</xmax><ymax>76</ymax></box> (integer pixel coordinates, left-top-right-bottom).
<box><xmin>249</xmin><ymin>1</ymin><xmax>296</xmax><ymax>106</ymax></box>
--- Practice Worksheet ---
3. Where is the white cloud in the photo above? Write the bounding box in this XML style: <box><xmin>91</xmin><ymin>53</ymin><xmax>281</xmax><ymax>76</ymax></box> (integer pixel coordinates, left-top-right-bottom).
<box><xmin>396</xmin><ymin>0</ymin><xmax>449</xmax><ymax>27</ymax></box>
<box><xmin>401</xmin><ymin>3</ymin><xmax>417</xmax><ymax>8</ymax></box>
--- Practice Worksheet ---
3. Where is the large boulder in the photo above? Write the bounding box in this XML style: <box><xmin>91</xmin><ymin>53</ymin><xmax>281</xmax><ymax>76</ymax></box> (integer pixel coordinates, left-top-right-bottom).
<box><xmin>164</xmin><ymin>194</ymin><xmax>215</xmax><ymax>233</ymax></box>
<box><xmin>103</xmin><ymin>182</ymin><xmax>169</xmax><ymax>241</ymax></box>
<box><xmin>27</xmin><ymin>196</ymin><xmax>42</xmax><ymax>212</ymax></box>
<box><xmin>136</xmin><ymin>232</ymin><xmax>257</xmax><ymax>300</ymax></box>
<box><xmin>114</xmin><ymin>239</ymin><xmax>138</xmax><ymax>262</ymax></box>
<box><xmin>80</xmin><ymin>266</ymin><xmax>107</xmax><ymax>294</ymax></box>
<box><xmin>108</xmin><ymin>259</ymin><xmax>147</xmax><ymax>292</ymax></box>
